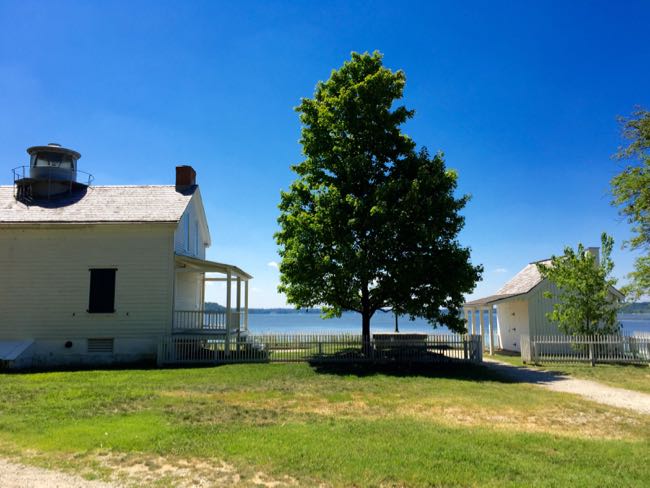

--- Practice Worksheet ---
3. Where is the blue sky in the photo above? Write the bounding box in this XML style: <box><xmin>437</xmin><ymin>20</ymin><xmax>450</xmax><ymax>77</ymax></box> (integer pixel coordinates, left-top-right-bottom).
<box><xmin>1</xmin><ymin>0</ymin><xmax>649</xmax><ymax>307</ymax></box>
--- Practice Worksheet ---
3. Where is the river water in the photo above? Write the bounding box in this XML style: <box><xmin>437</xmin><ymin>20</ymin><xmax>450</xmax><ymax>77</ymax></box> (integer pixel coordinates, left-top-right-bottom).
<box><xmin>248</xmin><ymin>311</ymin><xmax>650</xmax><ymax>336</ymax></box>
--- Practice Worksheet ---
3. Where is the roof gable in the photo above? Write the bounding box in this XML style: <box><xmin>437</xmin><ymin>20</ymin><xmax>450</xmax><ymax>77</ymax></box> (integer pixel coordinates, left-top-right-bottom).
<box><xmin>465</xmin><ymin>260</ymin><xmax>549</xmax><ymax>306</ymax></box>
<box><xmin>466</xmin><ymin>258</ymin><xmax>623</xmax><ymax>306</ymax></box>
<box><xmin>495</xmin><ymin>261</ymin><xmax>548</xmax><ymax>295</ymax></box>
<box><xmin>0</xmin><ymin>185</ymin><xmax>195</xmax><ymax>224</ymax></box>
<box><xmin>188</xmin><ymin>187</ymin><xmax>211</xmax><ymax>247</ymax></box>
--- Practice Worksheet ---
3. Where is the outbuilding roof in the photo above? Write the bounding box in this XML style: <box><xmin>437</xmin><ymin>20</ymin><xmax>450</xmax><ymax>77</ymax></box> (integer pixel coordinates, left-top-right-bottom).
<box><xmin>465</xmin><ymin>258</ymin><xmax>623</xmax><ymax>307</ymax></box>
<box><xmin>464</xmin><ymin>260</ymin><xmax>550</xmax><ymax>307</ymax></box>
<box><xmin>464</xmin><ymin>293</ymin><xmax>521</xmax><ymax>307</ymax></box>
<box><xmin>0</xmin><ymin>185</ymin><xmax>195</xmax><ymax>224</ymax></box>
<box><xmin>495</xmin><ymin>261</ymin><xmax>549</xmax><ymax>295</ymax></box>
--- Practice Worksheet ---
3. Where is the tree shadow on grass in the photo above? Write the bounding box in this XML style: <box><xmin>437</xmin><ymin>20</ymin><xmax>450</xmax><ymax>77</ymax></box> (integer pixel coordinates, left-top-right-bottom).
<box><xmin>3</xmin><ymin>355</ymin><xmax>597</xmax><ymax>389</ymax></box>
<box><xmin>308</xmin><ymin>357</ymin><xmax>577</xmax><ymax>386</ymax></box>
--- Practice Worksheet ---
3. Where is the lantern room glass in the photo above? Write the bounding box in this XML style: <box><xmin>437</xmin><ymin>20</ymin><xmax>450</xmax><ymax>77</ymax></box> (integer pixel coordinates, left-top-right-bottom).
<box><xmin>30</xmin><ymin>151</ymin><xmax>76</xmax><ymax>170</ymax></box>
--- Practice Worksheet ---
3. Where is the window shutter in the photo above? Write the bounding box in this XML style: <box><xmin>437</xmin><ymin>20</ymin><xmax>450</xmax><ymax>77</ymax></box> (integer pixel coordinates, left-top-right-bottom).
<box><xmin>88</xmin><ymin>269</ymin><xmax>117</xmax><ymax>313</ymax></box>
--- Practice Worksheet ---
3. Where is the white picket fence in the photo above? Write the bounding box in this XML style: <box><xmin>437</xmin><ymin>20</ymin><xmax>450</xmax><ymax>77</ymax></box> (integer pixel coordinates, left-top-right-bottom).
<box><xmin>521</xmin><ymin>334</ymin><xmax>650</xmax><ymax>366</ymax></box>
<box><xmin>157</xmin><ymin>333</ymin><xmax>483</xmax><ymax>366</ymax></box>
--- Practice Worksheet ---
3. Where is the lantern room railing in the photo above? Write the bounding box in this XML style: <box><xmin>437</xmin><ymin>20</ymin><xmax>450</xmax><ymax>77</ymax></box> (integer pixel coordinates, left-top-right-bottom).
<box><xmin>12</xmin><ymin>165</ymin><xmax>95</xmax><ymax>201</ymax></box>
<box><xmin>12</xmin><ymin>165</ymin><xmax>95</xmax><ymax>187</ymax></box>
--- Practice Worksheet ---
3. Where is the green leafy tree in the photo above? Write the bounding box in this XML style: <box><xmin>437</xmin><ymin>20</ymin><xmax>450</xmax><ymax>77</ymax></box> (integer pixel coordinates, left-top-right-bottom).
<box><xmin>611</xmin><ymin>108</ymin><xmax>650</xmax><ymax>299</ymax></box>
<box><xmin>536</xmin><ymin>233</ymin><xmax>621</xmax><ymax>335</ymax></box>
<box><xmin>275</xmin><ymin>52</ymin><xmax>482</xmax><ymax>345</ymax></box>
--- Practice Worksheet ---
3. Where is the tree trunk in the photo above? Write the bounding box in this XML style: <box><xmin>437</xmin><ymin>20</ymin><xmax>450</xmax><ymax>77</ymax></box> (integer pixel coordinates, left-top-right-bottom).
<box><xmin>361</xmin><ymin>283</ymin><xmax>371</xmax><ymax>355</ymax></box>
<box><xmin>362</xmin><ymin>310</ymin><xmax>371</xmax><ymax>355</ymax></box>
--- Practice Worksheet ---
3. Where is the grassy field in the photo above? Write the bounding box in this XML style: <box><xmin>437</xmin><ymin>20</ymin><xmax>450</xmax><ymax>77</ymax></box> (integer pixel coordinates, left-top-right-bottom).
<box><xmin>1</xmin><ymin>362</ymin><xmax>649</xmax><ymax>487</ymax></box>
<box><xmin>493</xmin><ymin>352</ymin><xmax>650</xmax><ymax>394</ymax></box>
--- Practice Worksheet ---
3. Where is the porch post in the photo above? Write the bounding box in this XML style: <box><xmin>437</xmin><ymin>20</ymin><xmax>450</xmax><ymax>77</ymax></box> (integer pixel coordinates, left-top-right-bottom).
<box><xmin>470</xmin><ymin>308</ymin><xmax>476</xmax><ymax>335</ymax></box>
<box><xmin>478</xmin><ymin>307</ymin><xmax>485</xmax><ymax>349</ymax></box>
<box><xmin>236</xmin><ymin>277</ymin><xmax>242</xmax><ymax>324</ymax></box>
<box><xmin>225</xmin><ymin>270</ymin><xmax>232</xmax><ymax>356</ymax></box>
<box><xmin>236</xmin><ymin>277</ymin><xmax>242</xmax><ymax>351</ymax></box>
<box><xmin>244</xmin><ymin>279</ymin><xmax>249</xmax><ymax>330</ymax></box>
<box><xmin>488</xmin><ymin>305</ymin><xmax>494</xmax><ymax>355</ymax></box>
<box><xmin>201</xmin><ymin>273</ymin><xmax>206</xmax><ymax>310</ymax></box>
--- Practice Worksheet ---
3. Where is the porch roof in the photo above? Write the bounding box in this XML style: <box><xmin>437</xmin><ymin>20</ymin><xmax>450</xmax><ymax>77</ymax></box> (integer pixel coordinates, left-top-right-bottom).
<box><xmin>175</xmin><ymin>254</ymin><xmax>253</xmax><ymax>280</ymax></box>
<box><xmin>464</xmin><ymin>293</ymin><xmax>523</xmax><ymax>307</ymax></box>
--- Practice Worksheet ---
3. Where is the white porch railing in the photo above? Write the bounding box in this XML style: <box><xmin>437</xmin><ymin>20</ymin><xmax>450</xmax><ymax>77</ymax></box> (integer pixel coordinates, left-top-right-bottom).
<box><xmin>173</xmin><ymin>310</ymin><xmax>246</xmax><ymax>333</ymax></box>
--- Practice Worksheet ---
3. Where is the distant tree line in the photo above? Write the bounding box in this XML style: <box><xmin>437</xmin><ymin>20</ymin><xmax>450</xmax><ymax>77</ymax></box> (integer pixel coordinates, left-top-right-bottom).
<box><xmin>620</xmin><ymin>302</ymin><xmax>650</xmax><ymax>314</ymax></box>
<box><xmin>204</xmin><ymin>302</ymin><xmax>323</xmax><ymax>314</ymax></box>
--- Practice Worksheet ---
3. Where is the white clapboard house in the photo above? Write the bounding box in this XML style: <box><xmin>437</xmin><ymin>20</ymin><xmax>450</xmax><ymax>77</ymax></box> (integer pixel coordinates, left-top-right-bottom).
<box><xmin>464</xmin><ymin>250</ymin><xmax>624</xmax><ymax>352</ymax></box>
<box><xmin>0</xmin><ymin>143</ymin><xmax>251</xmax><ymax>368</ymax></box>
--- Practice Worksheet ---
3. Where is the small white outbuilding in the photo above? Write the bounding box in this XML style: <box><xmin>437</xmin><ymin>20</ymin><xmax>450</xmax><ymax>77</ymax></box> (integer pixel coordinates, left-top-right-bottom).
<box><xmin>464</xmin><ymin>251</ymin><xmax>623</xmax><ymax>352</ymax></box>
<box><xmin>0</xmin><ymin>143</ymin><xmax>251</xmax><ymax>368</ymax></box>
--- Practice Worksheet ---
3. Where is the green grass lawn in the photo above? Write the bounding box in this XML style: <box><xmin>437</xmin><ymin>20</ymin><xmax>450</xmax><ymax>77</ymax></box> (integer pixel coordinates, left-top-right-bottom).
<box><xmin>1</xmin><ymin>363</ymin><xmax>649</xmax><ymax>487</ymax></box>
<box><xmin>493</xmin><ymin>352</ymin><xmax>650</xmax><ymax>394</ymax></box>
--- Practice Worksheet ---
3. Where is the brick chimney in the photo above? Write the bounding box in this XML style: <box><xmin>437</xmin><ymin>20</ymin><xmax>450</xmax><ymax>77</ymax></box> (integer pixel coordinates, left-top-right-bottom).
<box><xmin>175</xmin><ymin>165</ymin><xmax>196</xmax><ymax>191</ymax></box>
<box><xmin>587</xmin><ymin>247</ymin><xmax>600</xmax><ymax>267</ymax></box>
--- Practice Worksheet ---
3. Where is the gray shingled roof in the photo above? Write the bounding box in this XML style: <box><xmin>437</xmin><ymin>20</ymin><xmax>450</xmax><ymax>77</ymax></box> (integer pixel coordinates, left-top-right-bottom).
<box><xmin>495</xmin><ymin>261</ymin><xmax>549</xmax><ymax>295</ymax></box>
<box><xmin>465</xmin><ymin>261</ymin><xmax>550</xmax><ymax>306</ymax></box>
<box><xmin>0</xmin><ymin>185</ymin><xmax>195</xmax><ymax>223</ymax></box>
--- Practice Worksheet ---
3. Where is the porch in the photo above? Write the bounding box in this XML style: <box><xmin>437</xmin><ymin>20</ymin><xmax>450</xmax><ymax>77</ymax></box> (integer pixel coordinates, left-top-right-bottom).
<box><xmin>464</xmin><ymin>293</ymin><xmax>528</xmax><ymax>354</ymax></box>
<box><xmin>463</xmin><ymin>294</ymin><xmax>507</xmax><ymax>356</ymax></box>
<box><xmin>173</xmin><ymin>254</ymin><xmax>252</xmax><ymax>336</ymax></box>
<box><xmin>172</xmin><ymin>310</ymin><xmax>247</xmax><ymax>334</ymax></box>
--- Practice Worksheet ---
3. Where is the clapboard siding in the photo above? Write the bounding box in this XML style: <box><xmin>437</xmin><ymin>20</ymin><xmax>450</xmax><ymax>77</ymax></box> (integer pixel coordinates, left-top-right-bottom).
<box><xmin>527</xmin><ymin>279</ymin><xmax>563</xmax><ymax>335</ymax></box>
<box><xmin>174</xmin><ymin>271</ymin><xmax>203</xmax><ymax>310</ymax></box>
<box><xmin>0</xmin><ymin>224</ymin><xmax>175</xmax><ymax>340</ymax></box>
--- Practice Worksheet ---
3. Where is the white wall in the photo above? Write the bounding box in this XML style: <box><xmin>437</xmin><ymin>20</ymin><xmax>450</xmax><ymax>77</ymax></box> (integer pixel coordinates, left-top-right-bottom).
<box><xmin>496</xmin><ymin>299</ymin><xmax>529</xmax><ymax>351</ymax></box>
<box><xmin>527</xmin><ymin>280</ymin><xmax>563</xmax><ymax>335</ymax></box>
<box><xmin>0</xmin><ymin>224</ymin><xmax>175</xmax><ymax>347</ymax></box>
<box><xmin>174</xmin><ymin>271</ymin><xmax>203</xmax><ymax>310</ymax></box>
<box><xmin>526</xmin><ymin>279</ymin><xmax>621</xmax><ymax>335</ymax></box>
<box><xmin>173</xmin><ymin>195</ymin><xmax>208</xmax><ymax>259</ymax></box>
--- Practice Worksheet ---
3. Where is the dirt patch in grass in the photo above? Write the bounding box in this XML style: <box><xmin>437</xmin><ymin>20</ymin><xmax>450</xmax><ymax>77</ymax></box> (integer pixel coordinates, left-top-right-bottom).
<box><xmin>99</xmin><ymin>452</ymin><xmax>241</xmax><ymax>487</ymax></box>
<box><xmin>100</xmin><ymin>451</ymin><xmax>304</xmax><ymax>488</ymax></box>
<box><xmin>1</xmin><ymin>446</ymin><xmax>302</xmax><ymax>488</ymax></box>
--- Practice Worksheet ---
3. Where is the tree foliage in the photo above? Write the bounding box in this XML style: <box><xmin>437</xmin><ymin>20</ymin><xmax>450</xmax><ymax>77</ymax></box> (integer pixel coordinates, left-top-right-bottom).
<box><xmin>537</xmin><ymin>233</ymin><xmax>621</xmax><ymax>335</ymax></box>
<box><xmin>275</xmin><ymin>52</ymin><xmax>482</xmax><ymax>340</ymax></box>
<box><xmin>611</xmin><ymin>108</ymin><xmax>650</xmax><ymax>299</ymax></box>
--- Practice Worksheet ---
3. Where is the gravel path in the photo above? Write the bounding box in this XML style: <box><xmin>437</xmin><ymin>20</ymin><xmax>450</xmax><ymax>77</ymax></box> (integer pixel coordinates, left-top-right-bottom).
<box><xmin>0</xmin><ymin>458</ymin><xmax>118</xmax><ymax>488</ymax></box>
<box><xmin>484</xmin><ymin>358</ymin><xmax>650</xmax><ymax>414</ymax></box>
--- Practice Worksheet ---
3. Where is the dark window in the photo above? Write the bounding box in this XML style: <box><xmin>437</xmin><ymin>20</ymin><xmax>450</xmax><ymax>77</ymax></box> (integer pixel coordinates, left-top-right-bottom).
<box><xmin>88</xmin><ymin>269</ymin><xmax>116</xmax><ymax>313</ymax></box>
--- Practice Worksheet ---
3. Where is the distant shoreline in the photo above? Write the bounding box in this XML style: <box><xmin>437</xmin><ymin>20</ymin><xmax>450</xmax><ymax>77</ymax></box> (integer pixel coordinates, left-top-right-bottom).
<box><xmin>249</xmin><ymin>309</ymin><xmax>322</xmax><ymax>314</ymax></box>
<box><xmin>205</xmin><ymin>302</ymin><xmax>650</xmax><ymax>315</ymax></box>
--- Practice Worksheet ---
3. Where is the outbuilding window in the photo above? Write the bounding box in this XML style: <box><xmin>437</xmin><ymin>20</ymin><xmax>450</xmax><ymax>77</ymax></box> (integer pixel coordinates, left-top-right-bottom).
<box><xmin>88</xmin><ymin>269</ymin><xmax>117</xmax><ymax>313</ymax></box>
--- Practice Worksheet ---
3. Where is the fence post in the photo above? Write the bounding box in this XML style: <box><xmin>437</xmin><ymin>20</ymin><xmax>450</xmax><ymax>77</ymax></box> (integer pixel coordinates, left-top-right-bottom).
<box><xmin>520</xmin><ymin>334</ymin><xmax>530</xmax><ymax>363</ymax></box>
<box><xmin>156</xmin><ymin>337</ymin><xmax>164</xmax><ymax>367</ymax></box>
<box><xmin>530</xmin><ymin>337</ymin><xmax>537</xmax><ymax>364</ymax></box>
<box><xmin>589</xmin><ymin>341</ymin><xmax>595</xmax><ymax>367</ymax></box>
